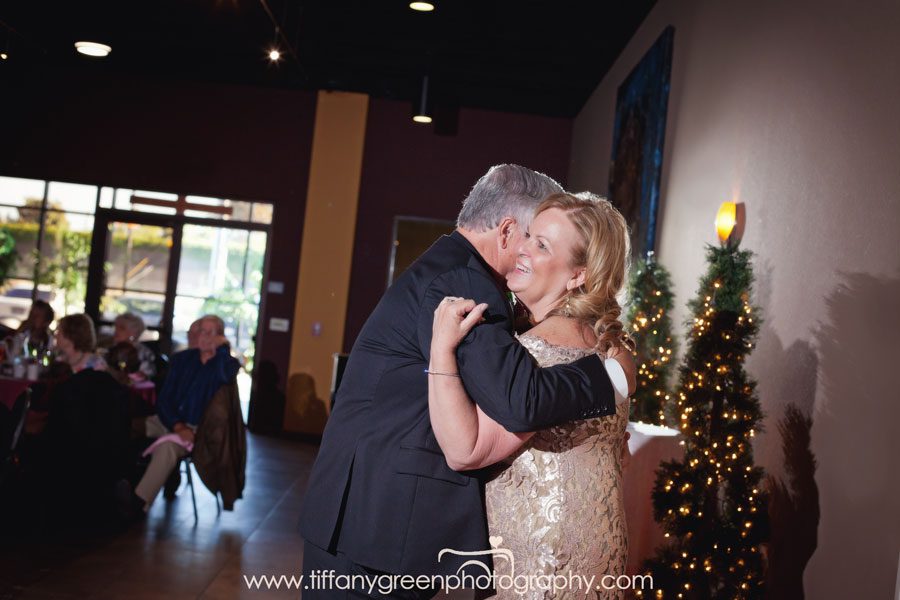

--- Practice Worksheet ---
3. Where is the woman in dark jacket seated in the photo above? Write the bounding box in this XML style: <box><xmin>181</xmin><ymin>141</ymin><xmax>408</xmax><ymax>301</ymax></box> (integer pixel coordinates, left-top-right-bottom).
<box><xmin>44</xmin><ymin>314</ymin><xmax>130</xmax><ymax>518</ymax></box>
<box><xmin>127</xmin><ymin>315</ymin><xmax>239</xmax><ymax>514</ymax></box>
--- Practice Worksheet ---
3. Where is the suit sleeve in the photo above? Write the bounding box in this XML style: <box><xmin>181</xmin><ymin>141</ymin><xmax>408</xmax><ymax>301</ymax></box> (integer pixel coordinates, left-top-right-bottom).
<box><xmin>417</xmin><ymin>267</ymin><xmax>617</xmax><ymax>433</ymax></box>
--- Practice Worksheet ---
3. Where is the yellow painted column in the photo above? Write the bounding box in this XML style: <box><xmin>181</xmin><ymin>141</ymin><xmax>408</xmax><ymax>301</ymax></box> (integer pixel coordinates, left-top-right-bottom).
<box><xmin>283</xmin><ymin>91</ymin><xmax>368</xmax><ymax>434</ymax></box>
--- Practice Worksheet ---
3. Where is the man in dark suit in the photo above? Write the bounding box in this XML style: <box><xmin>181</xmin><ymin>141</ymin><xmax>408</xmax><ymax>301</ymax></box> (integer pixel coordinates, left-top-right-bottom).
<box><xmin>300</xmin><ymin>165</ymin><xmax>618</xmax><ymax>598</ymax></box>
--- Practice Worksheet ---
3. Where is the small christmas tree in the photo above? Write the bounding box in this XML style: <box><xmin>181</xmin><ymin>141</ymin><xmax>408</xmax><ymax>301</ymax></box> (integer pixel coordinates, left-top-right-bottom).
<box><xmin>639</xmin><ymin>243</ymin><xmax>768</xmax><ymax>600</ymax></box>
<box><xmin>626</xmin><ymin>251</ymin><xmax>677</xmax><ymax>425</ymax></box>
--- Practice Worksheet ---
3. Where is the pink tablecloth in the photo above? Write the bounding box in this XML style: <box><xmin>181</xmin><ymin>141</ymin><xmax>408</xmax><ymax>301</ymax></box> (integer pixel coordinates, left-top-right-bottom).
<box><xmin>0</xmin><ymin>376</ymin><xmax>34</xmax><ymax>410</ymax></box>
<box><xmin>623</xmin><ymin>422</ymin><xmax>684</xmax><ymax>575</ymax></box>
<box><xmin>132</xmin><ymin>380</ymin><xmax>157</xmax><ymax>406</ymax></box>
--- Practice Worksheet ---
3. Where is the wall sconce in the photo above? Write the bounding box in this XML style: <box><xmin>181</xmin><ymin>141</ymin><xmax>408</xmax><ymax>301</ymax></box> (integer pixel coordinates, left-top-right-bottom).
<box><xmin>715</xmin><ymin>201</ymin><xmax>745</xmax><ymax>247</ymax></box>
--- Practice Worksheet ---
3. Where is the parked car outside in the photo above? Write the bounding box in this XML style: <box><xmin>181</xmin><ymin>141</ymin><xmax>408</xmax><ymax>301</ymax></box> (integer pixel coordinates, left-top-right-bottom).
<box><xmin>0</xmin><ymin>283</ymin><xmax>55</xmax><ymax>329</ymax></box>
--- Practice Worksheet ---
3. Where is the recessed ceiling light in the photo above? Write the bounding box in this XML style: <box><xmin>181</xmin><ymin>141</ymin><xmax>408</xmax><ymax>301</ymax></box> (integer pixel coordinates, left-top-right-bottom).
<box><xmin>409</xmin><ymin>2</ymin><xmax>435</xmax><ymax>12</ymax></box>
<box><xmin>75</xmin><ymin>41</ymin><xmax>112</xmax><ymax>57</ymax></box>
<box><xmin>268</xmin><ymin>48</ymin><xmax>281</xmax><ymax>62</ymax></box>
<box><xmin>412</xmin><ymin>115</ymin><xmax>433</xmax><ymax>124</ymax></box>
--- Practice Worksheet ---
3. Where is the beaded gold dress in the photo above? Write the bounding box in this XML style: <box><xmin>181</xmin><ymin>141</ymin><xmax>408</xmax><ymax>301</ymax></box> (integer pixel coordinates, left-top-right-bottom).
<box><xmin>484</xmin><ymin>333</ymin><xmax>629</xmax><ymax>599</ymax></box>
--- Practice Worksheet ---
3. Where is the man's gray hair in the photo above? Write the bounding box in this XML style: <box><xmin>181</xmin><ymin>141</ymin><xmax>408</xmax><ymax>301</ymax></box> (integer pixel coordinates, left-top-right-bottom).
<box><xmin>456</xmin><ymin>164</ymin><xmax>564</xmax><ymax>231</ymax></box>
<box><xmin>201</xmin><ymin>314</ymin><xmax>226</xmax><ymax>336</ymax></box>
<box><xmin>573</xmin><ymin>191</ymin><xmax>609</xmax><ymax>203</ymax></box>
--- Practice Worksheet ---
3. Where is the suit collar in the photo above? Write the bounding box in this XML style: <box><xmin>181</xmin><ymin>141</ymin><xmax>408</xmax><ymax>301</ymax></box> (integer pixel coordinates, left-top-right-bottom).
<box><xmin>448</xmin><ymin>231</ymin><xmax>495</xmax><ymax>279</ymax></box>
<box><xmin>447</xmin><ymin>230</ymin><xmax>513</xmax><ymax>320</ymax></box>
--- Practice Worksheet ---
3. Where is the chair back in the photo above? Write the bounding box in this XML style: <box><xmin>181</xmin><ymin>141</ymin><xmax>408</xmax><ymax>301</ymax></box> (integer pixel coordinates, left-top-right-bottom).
<box><xmin>138</xmin><ymin>338</ymin><xmax>170</xmax><ymax>387</ymax></box>
<box><xmin>8</xmin><ymin>390</ymin><xmax>30</xmax><ymax>455</ymax></box>
<box><xmin>0</xmin><ymin>389</ymin><xmax>30</xmax><ymax>471</ymax></box>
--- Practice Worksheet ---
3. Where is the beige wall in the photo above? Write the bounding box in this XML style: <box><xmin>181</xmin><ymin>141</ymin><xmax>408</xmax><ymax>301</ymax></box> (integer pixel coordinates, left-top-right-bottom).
<box><xmin>284</xmin><ymin>91</ymin><xmax>368</xmax><ymax>435</ymax></box>
<box><xmin>570</xmin><ymin>0</ymin><xmax>900</xmax><ymax>597</ymax></box>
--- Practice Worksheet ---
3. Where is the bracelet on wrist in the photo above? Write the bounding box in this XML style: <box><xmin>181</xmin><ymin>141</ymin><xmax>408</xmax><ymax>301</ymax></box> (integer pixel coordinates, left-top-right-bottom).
<box><xmin>423</xmin><ymin>369</ymin><xmax>460</xmax><ymax>378</ymax></box>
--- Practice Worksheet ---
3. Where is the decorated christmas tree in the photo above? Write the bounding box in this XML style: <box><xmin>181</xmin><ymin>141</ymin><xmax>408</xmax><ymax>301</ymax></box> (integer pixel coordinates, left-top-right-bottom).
<box><xmin>626</xmin><ymin>251</ymin><xmax>677</xmax><ymax>425</ymax></box>
<box><xmin>639</xmin><ymin>239</ymin><xmax>769</xmax><ymax>599</ymax></box>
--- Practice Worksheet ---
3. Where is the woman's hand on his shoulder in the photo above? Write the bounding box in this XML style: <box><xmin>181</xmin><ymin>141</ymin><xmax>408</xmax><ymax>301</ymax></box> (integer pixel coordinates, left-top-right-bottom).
<box><xmin>432</xmin><ymin>297</ymin><xmax>489</xmax><ymax>353</ymax></box>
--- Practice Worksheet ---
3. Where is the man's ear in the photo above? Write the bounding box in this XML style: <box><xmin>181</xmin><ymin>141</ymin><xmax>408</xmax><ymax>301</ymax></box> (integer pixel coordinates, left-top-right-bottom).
<box><xmin>567</xmin><ymin>268</ymin><xmax>586</xmax><ymax>291</ymax></box>
<box><xmin>498</xmin><ymin>217</ymin><xmax>517</xmax><ymax>250</ymax></box>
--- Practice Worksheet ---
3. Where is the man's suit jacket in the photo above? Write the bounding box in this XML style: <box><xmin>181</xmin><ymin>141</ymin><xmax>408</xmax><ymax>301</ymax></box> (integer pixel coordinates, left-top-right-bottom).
<box><xmin>299</xmin><ymin>231</ymin><xmax>616</xmax><ymax>576</ymax></box>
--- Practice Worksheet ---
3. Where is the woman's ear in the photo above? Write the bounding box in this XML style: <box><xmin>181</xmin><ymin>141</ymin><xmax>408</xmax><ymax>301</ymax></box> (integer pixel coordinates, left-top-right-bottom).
<box><xmin>566</xmin><ymin>268</ymin><xmax>586</xmax><ymax>291</ymax></box>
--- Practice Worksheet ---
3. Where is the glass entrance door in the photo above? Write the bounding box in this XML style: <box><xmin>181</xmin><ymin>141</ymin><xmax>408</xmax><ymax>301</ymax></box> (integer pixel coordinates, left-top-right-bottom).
<box><xmin>173</xmin><ymin>224</ymin><xmax>266</xmax><ymax>368</ymax></box>
<box><xmin>100</xmin><ymin>221</ymin><xmax>174</xmax><ymax>329</ymax></box>
<box><xmin>85</xmin><ymin>209</ymin><xmax>269</xmax><ymax>413</ymax></box>
<box><xmin>85</xmin><ymin>210</ymin><xmax>180</xmax><ymax>347</ymax></box>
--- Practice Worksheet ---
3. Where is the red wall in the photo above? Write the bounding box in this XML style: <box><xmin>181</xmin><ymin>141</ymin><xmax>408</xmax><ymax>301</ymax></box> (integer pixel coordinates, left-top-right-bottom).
<box><xmin>0</xmin><ymin>69</ymin><xmax>316</xmax><ymax>403</ymax></box>
<box><xmin>342</xmin><ymin>98</ymin><xmax>573</xmax><ymax>350</ymax></box>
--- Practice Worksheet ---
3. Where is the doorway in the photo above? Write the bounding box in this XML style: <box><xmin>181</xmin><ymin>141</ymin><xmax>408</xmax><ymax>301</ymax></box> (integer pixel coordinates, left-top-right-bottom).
<box><xmin>85</xmin><ymin>203</ymin><xmax>271</xmax><ymax>416</ymax></box>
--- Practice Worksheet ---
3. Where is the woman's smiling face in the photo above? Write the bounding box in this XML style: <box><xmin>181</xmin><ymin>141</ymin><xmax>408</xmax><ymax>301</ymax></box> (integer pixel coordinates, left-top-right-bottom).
<box><xmin>506</xmin><ymin>207</ymin><xmax>583</xmax><ymax>312</ymax></box>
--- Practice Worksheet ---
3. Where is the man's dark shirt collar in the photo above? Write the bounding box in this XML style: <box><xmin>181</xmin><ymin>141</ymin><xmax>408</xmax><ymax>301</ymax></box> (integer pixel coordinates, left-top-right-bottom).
<box><xmin>448</xmin><ymin>230</ymin><xmax>507</xmax><ymax>291</ymax></box>
<box><xmin>447</xmin><ymin>230</ymin><xmax>514</xmax><ymax>321</ymax></box>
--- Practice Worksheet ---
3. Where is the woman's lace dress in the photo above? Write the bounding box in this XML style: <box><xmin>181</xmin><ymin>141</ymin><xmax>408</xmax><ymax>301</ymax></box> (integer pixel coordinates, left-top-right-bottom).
<box><xmin>485</xmin><ymin>333</ymin><xmax>629</xmax><ymax>599</ymax></box>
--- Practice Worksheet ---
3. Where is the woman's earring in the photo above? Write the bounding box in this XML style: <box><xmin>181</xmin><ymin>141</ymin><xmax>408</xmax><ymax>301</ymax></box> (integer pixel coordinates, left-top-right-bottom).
<box><xmin>564</xmin><ymin>296</ymin><xmax>571</xmax><ymax>317</ymax></box>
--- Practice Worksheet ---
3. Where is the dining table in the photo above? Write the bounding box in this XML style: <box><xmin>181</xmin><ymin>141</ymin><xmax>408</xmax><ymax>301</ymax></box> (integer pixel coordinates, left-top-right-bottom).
<box><xmin>0</xmin><ymin>375</ymin><xmax>36</xmax><ymax>410</ymax></box>
<box><xmin>131</xmin><ymin>380</ymin><xmax>157</xmax><ymax>407</ymax></box>
<box><xmin>623</xmin><ymin>421</ymin><xmax>685</xmax><ymax>576</ymax></box>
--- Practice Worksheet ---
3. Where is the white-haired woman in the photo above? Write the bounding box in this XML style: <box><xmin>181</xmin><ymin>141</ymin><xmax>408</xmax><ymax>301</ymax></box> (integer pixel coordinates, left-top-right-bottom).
<box><xmin>111</xmin><ymin>312</ymin><xmax>156</xmax><ymax>381</ymax></box>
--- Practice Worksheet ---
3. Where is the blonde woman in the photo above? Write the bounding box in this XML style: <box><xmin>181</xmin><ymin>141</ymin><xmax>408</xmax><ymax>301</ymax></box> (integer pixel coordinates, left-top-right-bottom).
<box><xmin>429</xmin><ymin>193</ymin><xmax>635</xmax><ymax>599</ymax></box>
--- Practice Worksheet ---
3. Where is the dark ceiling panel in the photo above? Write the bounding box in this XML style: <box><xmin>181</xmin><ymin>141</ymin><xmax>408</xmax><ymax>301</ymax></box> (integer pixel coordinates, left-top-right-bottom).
<box><xmin>1</xmin><ymin>0</ymin><xmax>657</xmax><ymax>117</ymax></box>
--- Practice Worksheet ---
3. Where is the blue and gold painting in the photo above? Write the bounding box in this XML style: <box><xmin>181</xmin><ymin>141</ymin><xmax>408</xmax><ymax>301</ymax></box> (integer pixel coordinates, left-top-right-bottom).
<box><xmin>608</xmin><ymin>26</ymin><xmax>674</xmax><ymax>258</ymax></box>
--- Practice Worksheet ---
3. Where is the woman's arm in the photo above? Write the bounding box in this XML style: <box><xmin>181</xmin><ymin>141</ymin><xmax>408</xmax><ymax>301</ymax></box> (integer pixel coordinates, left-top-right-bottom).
<box><xmin>605</xmin><ymin>344</ymin><xmax>637</xmax><ymax>396</ymax></box>
<box><xmin>429</xmin><ymin>297</ymin><xmax>534</xmax><ymax>471</ymax></box>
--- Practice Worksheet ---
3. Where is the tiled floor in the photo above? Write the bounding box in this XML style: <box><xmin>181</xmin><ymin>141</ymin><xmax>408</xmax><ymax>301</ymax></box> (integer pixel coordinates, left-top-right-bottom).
<box><xmin>0</xmin><ymin>434</ymin><xmax>318</xmax><ymax>599</ymax></box>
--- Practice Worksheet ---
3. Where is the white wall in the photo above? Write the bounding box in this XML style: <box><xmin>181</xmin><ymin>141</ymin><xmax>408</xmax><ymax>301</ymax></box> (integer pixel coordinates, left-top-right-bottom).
<box><xmin>570</xmin><ymin>0</ymin><xmax>900</xmax><ymax>597</ymax></box>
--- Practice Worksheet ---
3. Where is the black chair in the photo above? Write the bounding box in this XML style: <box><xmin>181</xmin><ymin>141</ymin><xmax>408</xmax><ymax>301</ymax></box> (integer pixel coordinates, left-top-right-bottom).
<box><xmin>176</xmin><ymin>455</ymin><xmax>221</xmax><ymax>524</ymax></box>
<box><xmin>141</xmin><ymin>339</ymin><xmax>170</xmax><ymax>389</ymax></box>
<box><xmin>0</xmin><ymin>390</ymin><xmax>31</xmax><ymax>485</ymax></box>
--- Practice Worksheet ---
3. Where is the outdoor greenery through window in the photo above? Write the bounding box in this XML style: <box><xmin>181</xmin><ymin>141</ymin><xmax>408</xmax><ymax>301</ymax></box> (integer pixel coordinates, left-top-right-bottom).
<box><xmin>0</xmin><ymin>176</ymin><xmax>272</xmax><ymax>390</ymax></box>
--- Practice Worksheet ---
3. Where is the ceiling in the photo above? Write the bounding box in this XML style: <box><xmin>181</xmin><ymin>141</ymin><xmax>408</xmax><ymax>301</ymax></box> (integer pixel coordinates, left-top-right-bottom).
<box><xmin>1</xmin><ymin>0</ymin><xmax>657</xmax><ymax>118</ymax></box>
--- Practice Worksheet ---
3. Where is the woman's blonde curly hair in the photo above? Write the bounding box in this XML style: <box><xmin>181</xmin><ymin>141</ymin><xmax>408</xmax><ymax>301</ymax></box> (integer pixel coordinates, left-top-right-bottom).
<box><xmin>539</xmin><ymin>192</ymin><xmax>635</xmax><ymax>354</ymax></box>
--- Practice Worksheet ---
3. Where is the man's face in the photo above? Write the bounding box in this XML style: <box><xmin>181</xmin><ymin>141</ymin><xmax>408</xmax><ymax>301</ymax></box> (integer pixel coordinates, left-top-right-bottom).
<box><xmin>29</xmin><ymin>307</ymin><xmax>50</xmax><ymax>330</ymax></box>
<box><xmin>187</xmin><ymin>321</ymin><xmax>201</xmax><ymax>348</ymax></box>
<box><xmin>197</xmin><ymin>320</ymin><xmax>218</xmax><ymax>353</ymax></box>
<box><xmin>497</xmin><ymin>218</ymin><xmax>530</xmax><ymax>282</ymax></box>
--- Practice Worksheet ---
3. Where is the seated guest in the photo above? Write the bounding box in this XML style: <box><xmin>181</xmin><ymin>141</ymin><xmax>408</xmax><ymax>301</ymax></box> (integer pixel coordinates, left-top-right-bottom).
<box><xmin>106</xmin><ymin>341</ymin><xmax>141</xmax><ymax>387</ymax></box>
<box><xmin>55</xmin><ymin>313</ymin><xmax>107</xmax><ymax>373</ymax></box>
<box><xmin>8</xmin><ymin>299</ymin><xmax>55</xmax><ymax>354</ymax></box>
<box><xmin>128</xmin><ymin>315</ymin><xmax>239</xmax><ymax>513</ymax></box>
<box><xmin>42</xmin><ymin>314</ymin><xmax>130</xmax><ymax>518</ymax></box>
<box><xmin>109</xmin><ymin>313</ymin><xmax>156</xmax><ymax>381</ymax></box>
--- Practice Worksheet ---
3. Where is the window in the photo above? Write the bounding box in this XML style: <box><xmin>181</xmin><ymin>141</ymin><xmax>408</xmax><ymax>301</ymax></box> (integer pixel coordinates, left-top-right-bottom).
<box><xmin>0</xmin><ymin>174</ymin><xmax>272</xmax><ymax>370</ymax></box>
<box><xmin>0</xmin><ymin>177</ymin><xmax>45</xmax><ymax>286</ymax></box>
<box><xmin>39</xmin><ymin>182</ymin><xmax>98</xmax><ymax>315</ymax></box>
